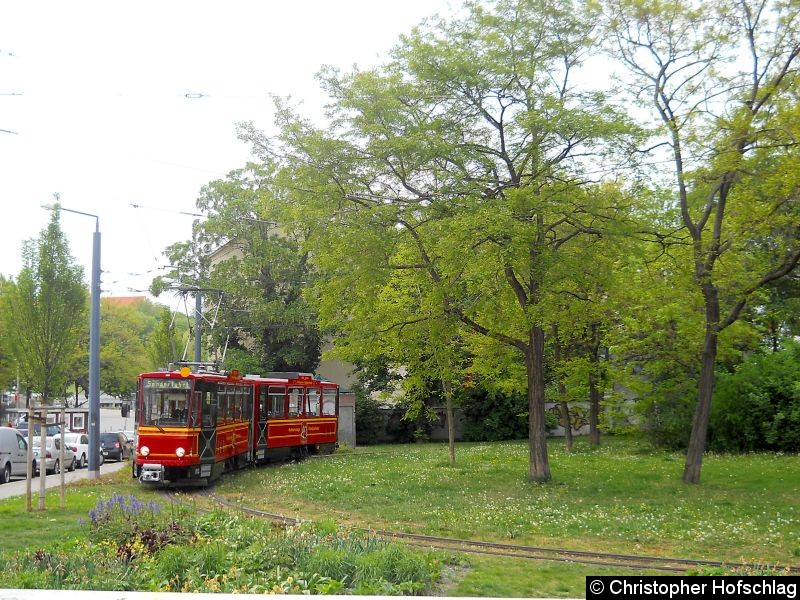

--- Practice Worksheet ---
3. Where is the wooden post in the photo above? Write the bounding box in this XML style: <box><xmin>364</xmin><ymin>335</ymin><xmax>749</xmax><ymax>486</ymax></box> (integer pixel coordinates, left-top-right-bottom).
<box><xmin>25</xmin><ymin>406</ymin><xmax>33</xmax><ymax>512</ymax></box>
<box><xmin>59</xmin><ymin>406</ymin><xmax>66</xmax><ymax>508</ymax></box>
<box><xmin>38</xmin><ymin>410</ymin><xmax>46</xmax><ymax>511</ymax></box>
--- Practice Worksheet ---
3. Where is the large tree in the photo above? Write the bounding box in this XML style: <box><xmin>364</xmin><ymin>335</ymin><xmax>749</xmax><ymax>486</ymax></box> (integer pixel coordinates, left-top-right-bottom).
<box><xmin>147</xmin><ymin>306</ymin><xmax>185</xmax><ymax>369</ymax></box>
<box><xmin>156</xmin><ymin>163</ymin><xmax>322</xmax><ymax>374</ymax></box>
<box><xmin>606</xmin><ymin>0</ymin><xmax>800</xmax><ymax>482</ymax></box>
<box><xmin>0</xmin><ymin>204</ymin><xmax>87</xmax><ymax>404</ymax></box>
<box><xmin>243</xmin><ymin>0</ymin><xmax>638</xmax><ymax>482</ymax></box>
<box><xmin>98</xmin><ymin>301</ymin><xmax>150</xmax><ymax>399</ymax></box>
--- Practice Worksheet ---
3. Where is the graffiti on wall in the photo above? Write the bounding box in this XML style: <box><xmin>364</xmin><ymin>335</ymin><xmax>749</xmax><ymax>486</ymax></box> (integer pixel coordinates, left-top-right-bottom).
<box><xmin>547</xmin><ymin>404</ymin><xmax>589</xmax><ymax>431</ymax></box>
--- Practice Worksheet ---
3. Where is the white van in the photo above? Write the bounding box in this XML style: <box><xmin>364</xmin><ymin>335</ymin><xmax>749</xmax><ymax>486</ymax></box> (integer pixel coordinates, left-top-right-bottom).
<box><xmin>0</xmin><ymin>426</ymin><xmax>30</xmax><ymax>483</ymax></box>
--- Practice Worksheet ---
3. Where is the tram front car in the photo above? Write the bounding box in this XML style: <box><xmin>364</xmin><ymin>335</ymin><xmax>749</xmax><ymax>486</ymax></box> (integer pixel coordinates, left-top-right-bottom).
<box><xmin>135</xmin><ymin>369</ymin><xmax>223</xmax><ymax>486</ymax></box>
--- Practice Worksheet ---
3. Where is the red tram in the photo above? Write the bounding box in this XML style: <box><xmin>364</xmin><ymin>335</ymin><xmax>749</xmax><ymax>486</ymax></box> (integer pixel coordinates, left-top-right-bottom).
<box><xmin>133</xmin><ymin>367</ymin><xmax>338</xmax><ymax>486</ymax></box>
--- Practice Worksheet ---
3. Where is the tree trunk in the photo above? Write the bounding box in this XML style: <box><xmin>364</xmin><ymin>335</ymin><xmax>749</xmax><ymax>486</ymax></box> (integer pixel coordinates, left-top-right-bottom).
<box><xmin>588</xmin><ymin>372</ymin><xmax>601</xmax><ymax>447</ymax></box>
<box><xmin>442</xmin><ymin>379</ymin><xmax>456</xmax><ymax>467</ymax></box>
<box><xmin>588</xmin><ymin>322</ymin><xmax>602</xmax><ymax>447</ymax></box>
<box><xmin>526</xmin><ymin>327</ymin><xmax>551</xmax><ymax>482</ymax></box>
<box><xmin>683</xmin><ymin>284</ymin><xmax>720</xmax><ymax>484</ymax></box>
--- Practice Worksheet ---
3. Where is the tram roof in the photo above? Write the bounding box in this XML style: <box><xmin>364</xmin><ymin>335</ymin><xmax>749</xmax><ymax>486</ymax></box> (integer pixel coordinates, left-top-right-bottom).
<box><xmin>139</xmin><ymin>369</ymin><xmax>336</xmax><ymax>386</ymax></box>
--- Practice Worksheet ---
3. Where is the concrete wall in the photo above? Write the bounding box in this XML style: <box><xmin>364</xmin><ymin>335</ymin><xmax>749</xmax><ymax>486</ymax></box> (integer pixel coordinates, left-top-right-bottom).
<box><xmin>338</xmin><ymin>392</ymin><xmax>356</xmax><ymax>448</ymax></box>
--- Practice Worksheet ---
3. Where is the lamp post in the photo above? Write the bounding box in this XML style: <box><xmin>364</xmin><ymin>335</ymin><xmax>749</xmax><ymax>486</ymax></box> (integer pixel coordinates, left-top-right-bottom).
<box><xmin>42</xmin><ymin>203</ymin><xmax>101</xmax><ymax>479</ymax></box>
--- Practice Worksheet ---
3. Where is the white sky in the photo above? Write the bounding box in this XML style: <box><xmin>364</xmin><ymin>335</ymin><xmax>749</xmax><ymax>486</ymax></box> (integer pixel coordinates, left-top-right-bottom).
<box><xmin>0</xmin><ymin>0</ymin><xmax>458</xmax><ymax>304</ymax></box>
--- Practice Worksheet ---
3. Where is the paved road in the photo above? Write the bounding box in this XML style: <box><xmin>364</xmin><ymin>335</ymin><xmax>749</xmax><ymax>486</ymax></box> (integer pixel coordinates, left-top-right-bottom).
<box><xmin>0</xmin><ymin>407</ymin><xmax>137</xmax><ymax>501</ymax></box>
<box><xmin>0</xmin><ymin>453</ymin><xmax>131</xmax><ymax>500</ymax></box>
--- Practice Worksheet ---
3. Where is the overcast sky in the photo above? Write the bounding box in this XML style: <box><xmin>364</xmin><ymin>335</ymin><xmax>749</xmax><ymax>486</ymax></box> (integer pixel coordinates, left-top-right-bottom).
<box><xmin>0</xmin><ymin>0</ymin><xmax>457</xmax><ymax>306</ymax></box>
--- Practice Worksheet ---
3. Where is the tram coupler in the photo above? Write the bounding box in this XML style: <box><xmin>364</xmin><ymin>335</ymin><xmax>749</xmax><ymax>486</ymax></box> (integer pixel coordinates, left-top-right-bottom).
<box><xmin>139</xmin><ymin>463</ymin><xmax>164</xmax><ymax>483</ymax></box>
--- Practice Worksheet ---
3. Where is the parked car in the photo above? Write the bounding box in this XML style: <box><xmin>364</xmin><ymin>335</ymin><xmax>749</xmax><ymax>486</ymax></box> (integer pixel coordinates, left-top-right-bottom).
<box><xmin>100</xmin><ymin>431</ymin><xmax>130</xmax><ymax>462</ymax></box>
<box><xmin>32</xmin><ymin>436</ymin><xmax>76</xmax><ymax>474</ymax></box>
<box><xmin>63</xmin><ymin>432</ymin><xmax>90</xmax><ymax>469</ymax></box>
<box><xmin>0</xmin><ymin>426</ymin><xmax>31</xmax><ymax>483</ymax></box>
<box><xmin>17</xmin><ymin>422</ymin><xmax>61</xmax><ymax>438</ymax></box>
<box><xmin>118</xmin><ymin>430</ymin><xmax>136</xmax><ymax>453</ymax></box>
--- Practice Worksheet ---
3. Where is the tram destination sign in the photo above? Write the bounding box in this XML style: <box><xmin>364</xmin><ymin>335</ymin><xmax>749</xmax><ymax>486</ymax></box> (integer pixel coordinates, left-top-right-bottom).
<box><xmin>144</xmin><ymin>379</ymin><xmax>191</xmax><ymax>389</ymax></box>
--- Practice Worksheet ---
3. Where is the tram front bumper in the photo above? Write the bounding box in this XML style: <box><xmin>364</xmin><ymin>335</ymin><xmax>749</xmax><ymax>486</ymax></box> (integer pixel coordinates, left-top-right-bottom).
<box><xmin>139</xmin><ymin>463</ymin><xmax>164</xmax><ymax>483</ymax></box>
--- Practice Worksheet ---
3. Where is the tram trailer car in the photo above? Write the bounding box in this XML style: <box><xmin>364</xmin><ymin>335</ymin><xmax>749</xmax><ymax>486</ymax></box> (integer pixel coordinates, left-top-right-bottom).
<box><xmin>134</xmin><ymin>369</ymin><xmax>338</xmax><ymax>486</ymax></box>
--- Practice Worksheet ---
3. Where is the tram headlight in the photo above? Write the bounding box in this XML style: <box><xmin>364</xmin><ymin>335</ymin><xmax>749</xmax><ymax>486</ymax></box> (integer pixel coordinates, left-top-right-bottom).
<box><xmin>175</xmin><ymin>447</ymin><xmax>186</xmax><ymax>458</ymax></box>
<box><xmin>140</xmin><ymin>446</ymin><xmax>150</xmax><ymax>457</ymax></box>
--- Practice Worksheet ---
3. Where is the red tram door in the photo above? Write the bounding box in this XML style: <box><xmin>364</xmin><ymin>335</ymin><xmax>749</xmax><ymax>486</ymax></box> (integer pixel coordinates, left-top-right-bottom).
<box><xmin>254</xmin><ymin>385</ymin><xmax>268</xmax><ymax>463</ymax></box>
<box><xmin>195</xmin><ymin>382</ymin><xmax>217</xmax><ymax>480</ymax></box>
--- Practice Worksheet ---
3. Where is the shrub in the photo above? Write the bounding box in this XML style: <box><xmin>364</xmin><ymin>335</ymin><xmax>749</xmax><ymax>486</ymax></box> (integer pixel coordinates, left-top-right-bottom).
<box><xmin>709</xmin><ymin>343</ymin><xmax>800</xmax><ymax>452</ymax></box>
<box><xmin>638</xmin><ymin>388</ymin><xmax>696</xmax><ymax>450</ymax></box>
<box><xmin>354</xmin><ymin>386</ymin><xmax>385</xmax><ymax>445</ymax></box>
<box><xmin>460</xmin><ymin>386</ymin><xmax>528</xmax><ymax>441</ymax></box>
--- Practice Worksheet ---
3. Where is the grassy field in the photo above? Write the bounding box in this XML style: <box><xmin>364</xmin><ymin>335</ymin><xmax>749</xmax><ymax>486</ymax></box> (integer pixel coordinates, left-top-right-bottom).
<box><xmin>215</xmin><ymin>437</ymin><xmax>800</xmax><ymax>565</ymax></box>
<box><xmin>0</xmin><ymin>437</ymin><xmax>797</xmax><ymax>596</ymax></box>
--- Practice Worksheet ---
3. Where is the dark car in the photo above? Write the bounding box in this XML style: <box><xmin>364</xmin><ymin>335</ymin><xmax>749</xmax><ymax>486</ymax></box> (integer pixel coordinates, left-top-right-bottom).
<box><xmin>17</xmin><ymin>422</ymin><xmax>61</xmax><ymax>438</ymax></box>
<box><xmin>99</xmin><ymin>432</ymin><xmax>130</xmax><ymax>462</ymax></box>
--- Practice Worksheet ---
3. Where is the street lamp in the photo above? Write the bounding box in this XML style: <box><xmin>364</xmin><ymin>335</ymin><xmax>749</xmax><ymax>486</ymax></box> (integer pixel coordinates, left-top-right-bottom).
<box><xmin>42</xmin><ymin>203</ymin><xmax>101</xmax><ymax>479</ymax></box>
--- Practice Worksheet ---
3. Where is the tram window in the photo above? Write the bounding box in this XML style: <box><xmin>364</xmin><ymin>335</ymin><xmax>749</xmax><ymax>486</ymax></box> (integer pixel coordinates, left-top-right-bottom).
<box><xmin>240</xmin><ymin>385</ymin><xmax>247</xmax><ymax>420</ymax></box>
<box><xmin>268</xmin><ymin>386</ymin><xmax>285</xmax><ymax>418</ymax></box>
<box><xmin>234</xmin><ymin>384</ymin><xmax>248</xmax><ymax>420</ymax></box>
<box><xmin>226</xmin><ymin>385</ymin><xmax>235</xmax><ymax>422</ymax></box>
<box><xmin>322</xmin><ymin>388</ymin><xmax>337</xmax><ymax>416</ymax></box>
<box><xmin>202</xmin><ymin>391</ymin><xmax>215</xmax><ymax>427</ymax></box>
<box><xmin>227</xmin><ymin>384</ymin><xmax>236</xmax><ymax>422</ymax></box>
<box><xmin>307</xmin><ymin>388</ymin><xmax>321</xmax><ymax>416</ymax></box>
<box><xmin>259</xmin><ymin>387</ymin><xmax>269</xmax><ymax>420</ymax></box>
<box><xmin>218</xmin><ymin>384</ymin><xmax>229</xmax><ymax>423</ymax></box>
<box><xmin>169</xmin><ymin>393</ymin><xmax>189</xmax><ymax>423</ymax></box>
<box><xmin>242</xmin><ymin>385</ymin><xmax>253</xmax><ymax>422</ymax></box>
<box><xmin>190</xmin><ymin>391</ymin><xmax>201</xmax><ymax>428</ymax></box>
<box><xmin>231</xmin><ymin>385</ymin><xmax>240</xmax><ymax>421</ymax></box>
<box><xmin>141</xmin><ymin>379</ymin><xmax>192</xmax><ymax>427</ymax></box>
<box><xmin>288</xmin><ymin>386</ymin><xmax>303</xmax><ymax>417</ymax></box>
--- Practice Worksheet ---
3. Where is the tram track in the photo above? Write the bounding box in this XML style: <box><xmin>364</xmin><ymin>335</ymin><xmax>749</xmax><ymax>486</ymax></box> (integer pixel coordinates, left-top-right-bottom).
<box><xmin>179</xmin><ymin>489</ymin><xmax>798</xmax><ymax>575</ymax></box>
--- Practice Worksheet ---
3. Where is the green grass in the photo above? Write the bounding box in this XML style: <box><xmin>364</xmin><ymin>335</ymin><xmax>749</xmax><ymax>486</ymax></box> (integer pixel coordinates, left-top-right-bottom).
<box><xmin>0</xmin><ymin>478</ymin><xmax>444</xmax><ymax>594</ymax></box>
<box><xmin>219</xmin><ymin>437</ymin><xmax>800</xmax><ymax>565</ymax></box>
<box><xmin>445</xmin><ymin>556</ymin><xmax>654</xmax><ymax>598</ymax></box>
<box><xmin>0</xmin><ymin>472</ymin><xmax>150</xmax><ymax>553</ymax></box>
<box><xmin>0</xmin><ymin>438</ymin><xmax>797</xmax><ymax>596</ymax></box>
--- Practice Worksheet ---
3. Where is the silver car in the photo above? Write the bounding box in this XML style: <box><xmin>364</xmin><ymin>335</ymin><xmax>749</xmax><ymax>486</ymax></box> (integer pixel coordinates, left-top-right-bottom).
<box><xmin>63</xmin><ymin>432</ymin><xmax>89</xmax><ymax>469</ymax></box>
<box><xmin>32</xmin><ymin>436</ymin><xmax>76</xmax><ymax>474</ymax></box>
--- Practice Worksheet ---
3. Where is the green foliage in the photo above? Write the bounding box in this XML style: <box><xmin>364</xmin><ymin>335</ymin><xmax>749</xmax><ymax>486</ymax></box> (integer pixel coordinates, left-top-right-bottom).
<box><xmin>460</xmin><ymin>385</ymin><xmax>529</xmax><ymax>442</ymax></box>
<box><xmin>0</xmin><ymin>493</ymin><xmax>444</xmax><ymax>594</ymax></box>
<box><xmin>146</xmin><ymin>307</ymin><xmax>182</xmax><ymax>369</ymax></box>
<box><xmin>98</xmin><ymin>302</ymin><xmax>151</xmax><ymax>398</ymax></box>
<box><xmin>639</xmin><ymin>390</ymin><xmax>696</xmax><ymax>450</ymax></box>
<box><xmin>0</xmin><ymin>204</ymin><xmax>87</xmax><ymax>402</ymax></box>
<box><xmin>606</xmin><ymin>0</ymin><xmax>800</xmax><ymax>483</ymax></box>
<box><xmin>157</xmin><ymin>163</ymin><xmax>322</xmax><ymax>374</ymax></box>
<box><xmin>545</xmin><ymin>410</ymin><xmax>559</xmax><ymax>432</ymax></box>
<box><xmin>709</xmin><ymin>343</ymin><xmax>800</xmax><ymax>452</ymax></box>
<box><xmin>353</xmin><ymin>386</ymin><xmax>386</xmax><ymax>445</ymax></box>
<box><xmin>221</xmin><ymin>346</ymin><xmax>264</xmax><ymax>376</ymax></box>
<box><xmin>688</xmin><ymin>564</ymin><xmax>793</xmax><ymax>576</ymax></box>
<box><xmin>384</xmin><ymin>399</ymin><xmax>434</xmax><ymax>444</ymax></box>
